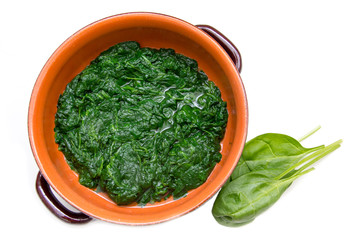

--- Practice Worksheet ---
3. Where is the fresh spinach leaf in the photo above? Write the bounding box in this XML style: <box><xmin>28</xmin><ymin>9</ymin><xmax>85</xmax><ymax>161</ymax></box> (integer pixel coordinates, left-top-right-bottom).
<box><xmin>213</xmin><ymin>171</ymin><xmax>299</xmax><ymax>227</ymax></box>
<box><xmin>212</xmin><ymin>129</ymin><xmax>341</xmax><ymax>227</ymax></box>
<box><xmin>233</xmin><ymin>133</ymin><xmax>323</xmax><ymax>179</ymax></box>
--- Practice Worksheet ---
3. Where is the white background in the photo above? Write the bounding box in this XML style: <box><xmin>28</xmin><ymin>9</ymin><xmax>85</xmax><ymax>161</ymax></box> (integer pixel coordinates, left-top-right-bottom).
<box><xmin>1</xmin><ymin>0</ymin><xmax>359</xmax><ymax>239</ymax></box>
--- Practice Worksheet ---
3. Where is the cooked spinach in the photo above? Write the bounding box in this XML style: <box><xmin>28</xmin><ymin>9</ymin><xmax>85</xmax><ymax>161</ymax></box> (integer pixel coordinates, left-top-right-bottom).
<box><xmin>54</xmin><ymin>41</ymin><xmax>228</xmax><ymax>205</ymax></box>
<box><xmin>212</xmin><ymin>129</ymin><xmax>341</xmax><ymax>227</ymax></box>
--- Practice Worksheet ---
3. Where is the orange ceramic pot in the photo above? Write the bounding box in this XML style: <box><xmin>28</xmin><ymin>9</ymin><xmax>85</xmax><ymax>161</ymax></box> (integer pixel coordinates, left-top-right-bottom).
<box><xmin>28</xmin><ymin>12</ymin><xmax>248</xmax><ymax>225</ymax></box>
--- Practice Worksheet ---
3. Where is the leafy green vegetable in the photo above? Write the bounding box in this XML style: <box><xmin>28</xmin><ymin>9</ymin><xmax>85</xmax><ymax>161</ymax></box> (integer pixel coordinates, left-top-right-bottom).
<box><xmin>54</xmin><ymin>41</ymin><xmax>228</xmax><ymax>205</ymax></box>
<box><xmin>231</xmin><ymin>133</ymin><xmax>323</xmax><ymax>180</ymax></box>
<box><xmin>212</xmin><ymin>129</ymin><xmax>341</xmax><ymax>227</ymax></box>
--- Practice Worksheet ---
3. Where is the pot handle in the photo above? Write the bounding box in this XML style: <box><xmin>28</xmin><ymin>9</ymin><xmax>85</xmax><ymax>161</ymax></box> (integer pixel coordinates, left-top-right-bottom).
<box><xmin>196</xmin><ymin>25</ymin><xmax>242</xmax><ymax>73</ymax></box>
<box><xmin>35</xmin><ymin>172</ymin><xmax>92</xmax><ymax>224</ymax></box>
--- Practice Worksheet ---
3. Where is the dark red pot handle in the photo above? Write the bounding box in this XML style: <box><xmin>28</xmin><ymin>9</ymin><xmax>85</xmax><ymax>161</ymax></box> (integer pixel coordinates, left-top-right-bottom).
<box><xmin>196</xmin><ymin>25</ymin><xmax>242</xmax><ymax>73</ymax></box>
<box><xmin>35</xmin><ymin>172</ymin><xmax>92</xmax><ymax>224</ymax></box>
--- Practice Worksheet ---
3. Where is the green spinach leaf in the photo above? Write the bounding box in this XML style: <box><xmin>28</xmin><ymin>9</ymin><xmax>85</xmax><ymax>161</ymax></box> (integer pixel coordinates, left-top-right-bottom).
<box><xmin>212</xmin><ymin>129</ymin><xmax>341</xmax><ymax>227</ymax></box>
<box><xmin>212</xmin><ymin>171</ymin><xmax>301</xmax><ymax>227</ymax></box>
<box><xmin>232</xmin><ymin>133</ymin><xmax>323</xmax><ymax>179</ymax></box>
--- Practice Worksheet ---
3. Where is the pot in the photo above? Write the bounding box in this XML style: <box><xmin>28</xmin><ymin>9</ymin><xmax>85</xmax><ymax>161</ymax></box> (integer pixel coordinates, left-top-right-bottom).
<box><xmin>28</xmin><ymin>12</ymin><xmax>248</xmax><ymax>225</ymax></box>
